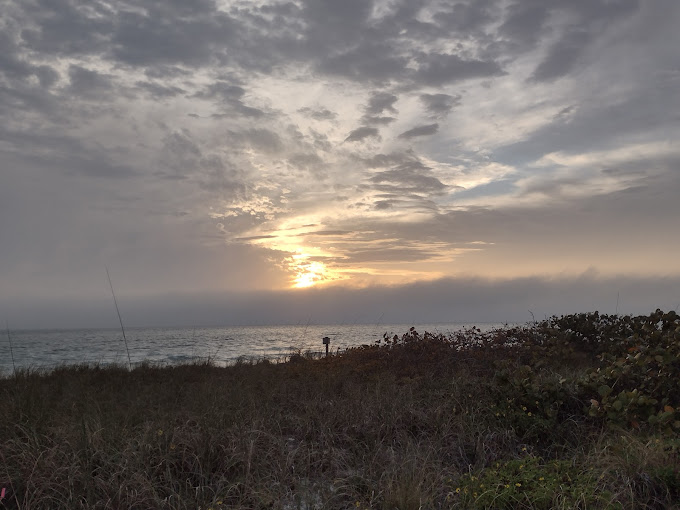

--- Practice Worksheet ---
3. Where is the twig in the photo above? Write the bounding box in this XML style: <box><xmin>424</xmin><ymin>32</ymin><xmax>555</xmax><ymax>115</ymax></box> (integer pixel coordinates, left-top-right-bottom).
<box><xmin>5</xmin><ymin>320</ymin><xmax>16</xmax><ymax>378</ymax></box>
<box><xmin>106</xmin><ymin>267</ymin><xmax>132</xmax><ymax>370</ymax></box>
<box><xmin>616</xmin><ymin>291</ymin><xmax>620</xmax><ymax>315</ymax></box>
<box><xmin>301</xmin><ymin>315</ymin><xmax>311</xmax><ymax>342</ymax></box>
<box><xmin>528</xmin><ymin>310</ymin><xmax>536</xmax><ymax>325</ymax></box>
<box><xmin>374</xmin><ymin>311</ymin><xmax>385</xmax><ymax>330</ymax></box>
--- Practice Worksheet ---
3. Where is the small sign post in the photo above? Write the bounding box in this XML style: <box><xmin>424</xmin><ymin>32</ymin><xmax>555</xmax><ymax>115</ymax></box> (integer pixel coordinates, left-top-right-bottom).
<box><xmin>322</xmin><ymin>336</ymin><xmax>330</xmax><ymax>357</ymax></box>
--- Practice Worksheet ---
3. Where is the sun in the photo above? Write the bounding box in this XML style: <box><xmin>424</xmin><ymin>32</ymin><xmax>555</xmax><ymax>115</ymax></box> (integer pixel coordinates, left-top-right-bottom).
<box><xmin>289</xmin><ymin>252</ymin><xmax>332</xmax><ymax>289</ymax></box>
<box><xmin>293</xmin><ymin>260</ymin><xmax>328</xmax><ymax>289</ymax></box>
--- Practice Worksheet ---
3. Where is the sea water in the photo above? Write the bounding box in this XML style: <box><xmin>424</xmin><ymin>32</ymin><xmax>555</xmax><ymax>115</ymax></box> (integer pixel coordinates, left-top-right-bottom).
<box><xmin>0</xmin><ymin>322</ymin><xmax>507</xmax><ymax>374</ymax></box>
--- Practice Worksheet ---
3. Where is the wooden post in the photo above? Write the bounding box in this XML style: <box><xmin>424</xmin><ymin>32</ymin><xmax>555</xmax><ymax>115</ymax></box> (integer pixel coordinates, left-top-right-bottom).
<box><xmin>323</xmin><ymin>336</ymin><xmax>330</xmax><ymax>357</ymax></box>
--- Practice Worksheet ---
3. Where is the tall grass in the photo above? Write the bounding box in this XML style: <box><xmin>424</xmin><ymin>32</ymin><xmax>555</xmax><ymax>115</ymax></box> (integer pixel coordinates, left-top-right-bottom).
<box><xmin>4</xmin><ymin>320</ymin><xmax>16</xmax><ymax>378</ymax></box>
<box><xmin>105</xmin><ymin>267</ymin><xmax>131</xmax><ymax>370</ymax></box>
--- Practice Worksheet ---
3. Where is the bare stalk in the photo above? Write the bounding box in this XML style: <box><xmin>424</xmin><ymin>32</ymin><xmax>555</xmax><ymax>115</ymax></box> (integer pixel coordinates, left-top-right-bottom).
<box><xmin>5</xmin><ymin>320</ymin><xmax>16</xmax><ymax>378</ymax></box>
<box><xmin>528</xmin><ymin>310</ymin><xmax>536</xmax><ymax>325</ymax></box>
<box><xmin>106</xmin><ymin>267</ymin><xmax>132</xmax><ymax>370</ymax></box>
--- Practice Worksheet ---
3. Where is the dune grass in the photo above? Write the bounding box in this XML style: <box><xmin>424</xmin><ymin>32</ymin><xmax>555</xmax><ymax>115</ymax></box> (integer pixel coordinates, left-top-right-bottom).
<box><xmin>1</xmin><ymin>311</ymin><xmax>679</xmax><ymax>509</ymax></box>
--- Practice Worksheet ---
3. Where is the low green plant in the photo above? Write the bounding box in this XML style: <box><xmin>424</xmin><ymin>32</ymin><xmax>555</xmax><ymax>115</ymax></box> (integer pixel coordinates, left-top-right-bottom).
<box><xmin>448</xmin><ymin>455</ymin><xmax>619</xmax><ymax>509</ymax></box>
<box><xmin>490</xmin><ymin>361</ymin><xmax>584</xmax><ymax>448</ymax></box>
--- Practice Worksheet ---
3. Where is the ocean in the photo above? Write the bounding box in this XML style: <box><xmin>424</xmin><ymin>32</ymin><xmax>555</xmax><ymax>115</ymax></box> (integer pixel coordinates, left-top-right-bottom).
<box><xmin>1</xmin><ymin>322</ymin><xmax>507</xmax><ymax>375</ymax></box>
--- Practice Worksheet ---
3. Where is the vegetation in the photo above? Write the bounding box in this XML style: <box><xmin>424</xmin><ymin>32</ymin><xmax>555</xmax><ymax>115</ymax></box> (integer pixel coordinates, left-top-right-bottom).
<box><xmin>1</xmin><ymin>310</ymin><xmax>679</xmax><ymax>509</ymax></box>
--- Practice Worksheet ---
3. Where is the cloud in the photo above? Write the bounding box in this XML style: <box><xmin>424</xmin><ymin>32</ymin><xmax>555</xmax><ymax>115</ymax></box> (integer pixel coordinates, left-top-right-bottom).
<box><xmin>530</xmin><ymin>28</ymin><xmax>592</xmax><ymax>82</ymax></box>
<box><xmin>345</xmin><ymin>246</ymin><xmax>441</xmax><ymax>264</ymax></box>
<box><xmin>345</xmin><ymin>126</ymin><xmax>380</xmax><ymax>142</ymax></box>
<box><xmin>34</xmin><ymin>65</ymin><xmax>60</xmax><ymax>88</ymax></box>
<box><xmin>298</xmin><ymin>106</ymin><xmax>337</xmax><ymax>121</ymax></box>
<box><xmin>0</xmin><ymin>33</ymin><xmax>34</xmax><ymax>82</ymax></box>
<box><xmin>234</xmin><ymin>235</ymin><xmax>278</xmax><ymax>242</ymax></box>
<box><xmin>398</xmin><ymin>123</ymin><xmax>439</xmax><ymax>139</ymax></box>
<box><xmin>362</xmin><ymin>115</ymin><xmax>396</xmax><ymax>125</ymax></box>
<box><xmin>414</xmin><ymin>52</ymin><xmax>505</xmax><ymax>85</ymax></box>
<box><xmin>238</xmin><ymin>129</ymin><xmax>283</xmax><ymax>154</ymax></box>
<box><xmin>144</xmin><ymin>65</ymin><xmax>192</xmax><ymax>79</ymax></box>
<box><xmin>432</xmin><ymin>1</ymin><xmax>498</xmax><ymax>35</ymax></box>
<box><xmin>195</xmin><ymin>81</ymin><xmax>246</xmax><ymax>101</ymax></box>
<box><xmin>553</xmin><ymin>105</ymin><xmax>576</xmax><ymax>121</ymax></box>
<box><xmin>135</xmin><ymin>81</ymin><xmax>186</xmax><ymax>98</ymax></box>
<box><xmin>495</xmin><ymin>81</ymin><xmax>680</xmax><ymax>166</ymax></box>
<box><xmin>359</xmin><ymin>91</ymin><xmax>399</xmax><ymax>125</ymax></box>
<box><xmin>374</xmin><ymin>200</ymin><xmax>393</xmax><ymax>210</ymax></box>
<box><xmin>499</xmin><ymin>3</ymin><xmax>550</xmax><ymax>50</ymax></box>
<box><xmin>195</xmin><ymin>81</ymin><xmax>266</xmax><ymax>118</ymax></box>
<box><xmin>365</xmin><ymin>92</ymin><xmax>398</xmax><ymax>115</ymax></box>
<box><xmin>420</xmin><ymin>93</ymin><xmax>461</xmax><ymax>118</ymax></box>
<box><xmin>111</xmin><ymin>8</ymin><xmax>236</xmax><ymax>68</ymax></box>
<box><xmin>67</xmin><ymin>65</ymin><xmax>114</xmax><ymax>98</ymax></box>
<box><xmin>159</xmin><ymin>130</ymin><xmax>202</xmax><ymax>178</ymax></box>
<box><xmin>318</xmin><ymin>44</ymin><xmax>410</xmax><ymax>83</ymax></box>
<box><xmin>0</xmin><ymin>125</ymin><xmax>138</xmax><ymax>179</ymax></box>
<box><xmin>363</xmin><ymin>152</ymin><xmax>416</xmax><ymax>168</ymax></box>
<box><xmin>287</xmin><ymin>152</ymin><xmax>326</xmax><ymax>177</ymax></box>
<box><xmin>528</xmin><ymin>0</ymin><xmax>641</xmax><ymax>82</ymax></box>
<box><xmin>19</xmin><ymin>0</ymin><xmax>114</xmax><ymax>56</ymax></box>
<box><xmin>368</xmin><ymin>158</ymin><xmax>448</xmax><ymax>199</ymax></box>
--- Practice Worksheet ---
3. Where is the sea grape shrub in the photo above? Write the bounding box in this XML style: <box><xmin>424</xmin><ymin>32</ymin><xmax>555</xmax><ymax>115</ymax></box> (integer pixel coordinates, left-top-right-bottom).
<box><xmin>374</xmin><ymin>328</ymin><xmax>459</xmax><ymax>376</ymax></box>
<box><xmin>366</xmin><ymin>324</ymin><xmax>569</xmax><ymax>380</ymax></box>
<box><xmin>586</xmin><ymin>312</ymin><xmax>680</xmax><ymax>431</ymax></box>
<box><xmin>376</xmin><ymin>327</ymin><xmax>448</xmax><ymax>354</ymax></box>
<box><xmin>537</xmin><ymin>311</ymin><xmax>636</xmax><ymax>354</ymax></box>
<box><xmin>492</xmin><ymin>362</ymin><xmax>579</xmax><ymax>442</ymax></box>
<box><xmin>538</xmin><ymin>309</ymin><xmax>680</xmax><ymax>357</ymax></box>
<box><xmin>369</xmin><ymin>327</ymin><xmax>509</xmax><ymax>379</ymax></box>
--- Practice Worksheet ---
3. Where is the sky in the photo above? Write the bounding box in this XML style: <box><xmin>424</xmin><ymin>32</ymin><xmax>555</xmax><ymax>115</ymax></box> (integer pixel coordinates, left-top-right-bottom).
<box><xmin>1</xmin><ymin>0</ymin><xmax>679</xmax><ymax>328</ymax></box>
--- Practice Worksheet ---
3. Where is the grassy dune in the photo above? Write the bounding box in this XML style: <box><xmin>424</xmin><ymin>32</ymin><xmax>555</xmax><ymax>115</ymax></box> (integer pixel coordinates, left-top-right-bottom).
<box><xmin>1</xmin><ymin>311</ymin><xmax>679</xmax><ymax>509</ymax></box>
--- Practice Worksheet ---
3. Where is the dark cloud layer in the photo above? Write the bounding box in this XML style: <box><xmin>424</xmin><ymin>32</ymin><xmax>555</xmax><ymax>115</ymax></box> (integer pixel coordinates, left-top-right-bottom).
<box><xmin>3</xmin><ymin>274</ymin><xmax>678</xmax><ymax>329</ymax></box>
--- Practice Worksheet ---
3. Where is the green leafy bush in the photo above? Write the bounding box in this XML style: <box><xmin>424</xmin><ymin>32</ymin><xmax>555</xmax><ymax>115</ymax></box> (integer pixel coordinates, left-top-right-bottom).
<box><xmin>491</xmin><ymin>363</ymin><xmax>573</xmax><ymax>441</ymax></box>
<box><xmin>584</xmin><ymin>312</ymin><xmax>680</xmax><ymax>431</ymax></box>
